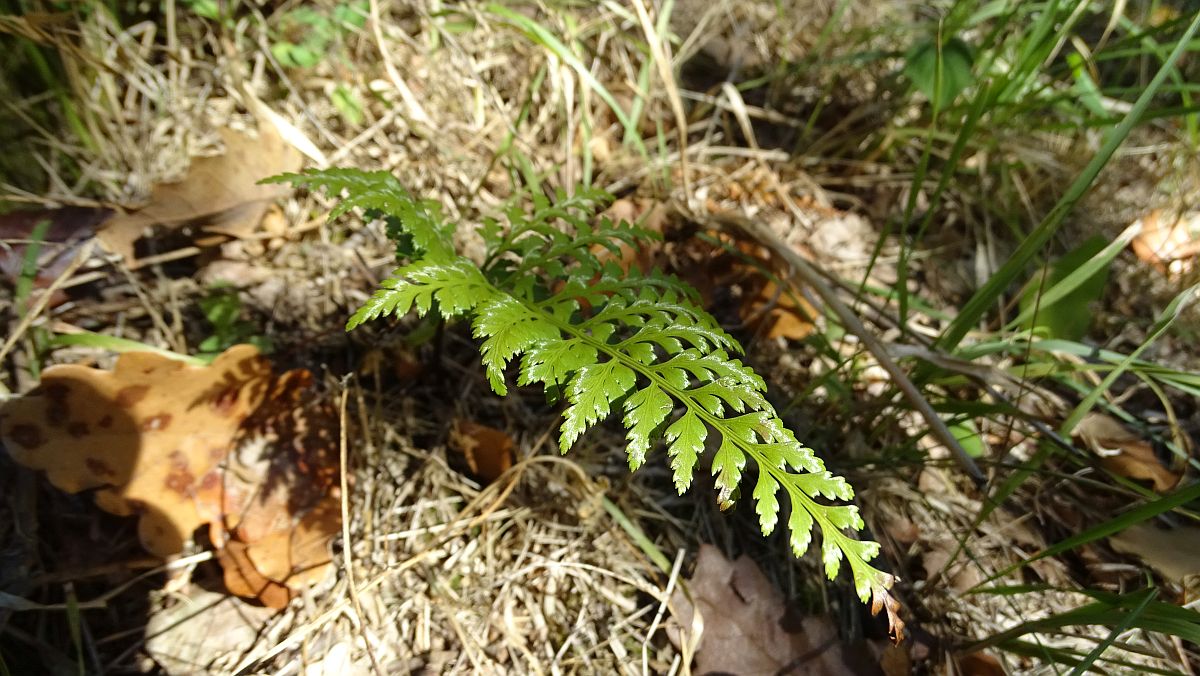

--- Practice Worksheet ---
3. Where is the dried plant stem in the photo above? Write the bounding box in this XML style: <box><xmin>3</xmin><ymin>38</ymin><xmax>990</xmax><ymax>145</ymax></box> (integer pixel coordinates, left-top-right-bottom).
<box><xmin>339</xmin><ymin>385</ymin><xmax>385</xmax><ymax>676</ymax></box>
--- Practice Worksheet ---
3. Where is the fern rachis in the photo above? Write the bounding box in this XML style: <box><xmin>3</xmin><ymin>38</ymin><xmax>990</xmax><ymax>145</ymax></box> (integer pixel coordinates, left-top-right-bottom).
<box><xmin>267</xmin><ymin>168</ymin><xmax>904</xmax><ymax>639</ymax></box>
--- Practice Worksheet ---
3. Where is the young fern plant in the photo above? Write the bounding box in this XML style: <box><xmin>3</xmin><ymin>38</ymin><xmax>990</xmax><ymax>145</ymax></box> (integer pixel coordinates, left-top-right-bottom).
<box><xmin>266</xmin><ymin>168</ymin><xmax>903</xmax><ymax>636</ymax></box>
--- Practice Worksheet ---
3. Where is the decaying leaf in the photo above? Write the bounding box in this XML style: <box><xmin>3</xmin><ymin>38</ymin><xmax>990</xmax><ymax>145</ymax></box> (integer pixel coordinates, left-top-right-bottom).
<box><xmin>668</xmin><ymin>545</ymin><xmax>860</xmax><ymax>676</ymax></box>
<box><xmin>1130</xmin><ymin>210</ymin><xmax>1200</xmax><ymax>276</ymax></box>
<box><xmin>1074</xmin><ymin>413</ymin><xmax>1179</xmax><ymax>492</ymax></box>
<box><xmin>954</xmin><ymin>651</ymin><xmax>1006</xmax><ymax>676</ymax></box>
<box><xmin>744</xmin><ymin>277</ymin><xmax>819</xmax><ymax>341</ymax></box>
<box><xmin>449</xmin><ymin>419</ymin><xmax>515</xmax><ymax>483</ymax></box>
<box><xmin>218</xmin><ymin>539</ymin><xmax>292</xmax><ymax>611</ymax></box>
<box><xmin>96</xmin><ymin>125</ymin><xmax>302</xmax><ymax>266</ymax></box>
<box><xmin>196</xmin><ymin>368</ymin><xmax>342</xmax><ymax>608</ymax></box>
<box><xmin>0</xmin><ymin>345</ymin><xmax>272</xmax><ymax>555</ymax></box>
<box><xmin>143</xmin><ymin>588</ymin><xmax>276</xmax><ymax>674</ymax></box>
<box><xmin>598</xmin><ymin>198</ymin><xmax>819</xmax><ymax>341</ymax></box>
<box><xmin>0</xmin><ymin>344</ymin><xmax>341</xmax><ymax>608</ymax></box>
<box><xmin>1110</xmin><ymin>523</ymin><xmax>1200</xmax><ymax>586</ymax></box>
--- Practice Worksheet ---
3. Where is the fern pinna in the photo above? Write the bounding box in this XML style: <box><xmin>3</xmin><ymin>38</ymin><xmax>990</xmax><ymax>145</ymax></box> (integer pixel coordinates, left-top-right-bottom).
<box><xmin>267</xmin><ymin>168</ymin><xmax>902</xmax><ymax>636</ymax></box>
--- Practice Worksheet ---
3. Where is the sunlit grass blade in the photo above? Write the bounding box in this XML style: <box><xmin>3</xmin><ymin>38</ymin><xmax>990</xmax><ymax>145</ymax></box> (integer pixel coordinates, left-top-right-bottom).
<box><xmin>936</xmin><ymin>10</ymin><xmax>1200</xmax><ymax>352</ymax></box>
<box><xmin>1004</xmin><ymin>223</ymin><xmax>1139</xmax><ymax>333</ymax></box>
<box><xmin>967</xmin><ymin>589</ymin><xmax>1200</xmax><ymax>653</ymax></box>
<box><xmin>1062</xmin><ymin>284</ymin><xmax>1199</xmax><ymax>434</ymax></box>
<box><xmin>1066</xmin><ymin>588</ymin><xmax>1157</xmax><ymax>676</ymax></box>
<box><xmin>485</xmin><ymin>3</ymin><xmax>649</xmax><ymax>160</ymax></box>
<box><xmin>47</xmin><ymin>331</ymin><xmax>205</xmax><ymax>365</ymax></box>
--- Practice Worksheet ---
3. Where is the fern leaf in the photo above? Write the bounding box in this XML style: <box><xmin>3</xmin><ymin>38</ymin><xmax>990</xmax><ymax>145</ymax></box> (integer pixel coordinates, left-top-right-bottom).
<box><xmin>473</xmin><ymin>296</ymin><xmax>560</xmax><ymax>395</ymax></box>
<box><xmin>265</xmin><ymin>168</ymin><xmax>455</xmax><ymax>261</ymax></box>
<box><xmin>559</xmin><ymin>361</ymin><xmax>637</xmax><ymax>451</ymax></box>
<box><xmin>518</xmin><ymin>339</ymin><xmax>597</xmax><ymax>388</ymax></box>
<box><xmin>346</xmin><ymin>258</ymin><xmax>493</xmax><ymax>329</ymax></box>
<box><xmin>663</xmin><ymin>411</ymin><xmax>707</xmax><ymax>492</ymax></box>
<box><xmin>621</xmin><ymin>383</ymin><xmax>673</xmax><ymax>470</ymax></box>
<box><xmin>302</xmin><ymin>169</ymin><xmax>905</xmax><ymax>640</ymax></box>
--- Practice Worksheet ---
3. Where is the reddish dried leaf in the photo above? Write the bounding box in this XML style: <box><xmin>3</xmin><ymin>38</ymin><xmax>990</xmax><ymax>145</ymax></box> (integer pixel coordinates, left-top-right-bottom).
<box><xmin>244</xmin><ymin>497</ymin><xmax>341</xmax><ymax>589</ymax></box>
<box><xmin>1131</xmin><ymin>210</ymin><xmax>1200</xmax><ymax>276</ymax></box>
<box><xmin>449</xmin><ymin>419</ymin><xmax>514</xmax><ymax>483</ymax></box>
<box><xmin>955</xmin><ymin>651</ymin><xmax>1005</xmax><ymax>676</ymax></box>
<box><xmin>1</xmin><ymin>344</ymin><xmax>341</xmax><ymax>607</ymax></box>
<box><xmin>194</xmin><ymin>367</ymin><xmax>341</xmax><ymax>605</ymax></box>
<box><xmin>218</xmin><ymin>540</ymin><xmax>292</xmax><ymax>610</ymax></box>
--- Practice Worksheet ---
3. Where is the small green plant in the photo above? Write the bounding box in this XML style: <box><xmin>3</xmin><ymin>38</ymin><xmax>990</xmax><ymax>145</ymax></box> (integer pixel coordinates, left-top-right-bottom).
<box><xmin>267</xmin><ymin>168</ymin><xmax>903</xmax><ymax>633</ymax></box>
<box><xmin>269</xmin><ymin>3</ymin><xmax>368</xmax><ymax>69</ymax></box>
<box><xmin>196</xmin><ymin>285</ymin><xmax>272</xmax><ymax>360</ymax></box>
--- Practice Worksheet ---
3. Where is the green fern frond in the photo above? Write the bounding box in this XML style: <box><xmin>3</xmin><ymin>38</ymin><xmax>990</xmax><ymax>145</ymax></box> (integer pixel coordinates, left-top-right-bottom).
<box><xmin>483</xmin><ymin>187</ymin><xmax>660</xmax><ymax>285</ymax></box>
<box><xmin>273</xmin><ymin>168</ymin><xmax>902</xmax><ymax>634</ymax></box>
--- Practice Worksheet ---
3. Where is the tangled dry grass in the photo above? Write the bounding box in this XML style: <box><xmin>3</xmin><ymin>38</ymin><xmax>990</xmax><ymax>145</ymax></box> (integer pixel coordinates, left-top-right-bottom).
<box><xmin>2</xmin><ymin>1</ymin><xmax>1199</xmax><ymax>674</ymax></box>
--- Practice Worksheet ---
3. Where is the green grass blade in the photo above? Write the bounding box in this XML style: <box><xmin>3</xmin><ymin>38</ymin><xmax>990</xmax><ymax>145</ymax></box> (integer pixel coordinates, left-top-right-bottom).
<box><xmin>486</xmin><ymin>4</ymin><xmax>648</xmax><ymax>159</ymax></box>
<box><xmin>1005</xmin><ymin>225</ymin><xmax>1138</xmax><ymax>333</ymax></box>
<box><xmin>1062</xmin><ymin>284</ymin><xmax>1199</xmax><ymax>434</ymax></box>
<box><xmin>1066</xmin><ymin>588</ymin><xmax>1157</xmax><ymax>676</ymax></box>
<box><xmin>936</xmin><ymin>10</ymin><xmax>1200</xmax><ymax>351</ymax></box>
<box><xmin>602</xmin><ymin>496</ymin><xmax>672</xmax><ymax>574</ymax></box>
<box><xmin>15</xmin><ymin>218</ymin><xmax>51</xmax><ymax>314</ymax></box>
<box><xmin>47</xmin><ymin>332</ymin><xmax>206</xmax><ymax>365</ymax></box>
<box><xmin>969</xmin><ymin>590</ymin><xmax>1200</xmax><ymax>653</ymax></box>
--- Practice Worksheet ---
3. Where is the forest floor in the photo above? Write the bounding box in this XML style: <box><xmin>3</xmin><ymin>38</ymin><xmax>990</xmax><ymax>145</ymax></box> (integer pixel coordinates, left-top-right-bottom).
<box><xmin>1</xmin><ymin>1</ymin><xmax>1200</xmax><ymax>674</ymax></box>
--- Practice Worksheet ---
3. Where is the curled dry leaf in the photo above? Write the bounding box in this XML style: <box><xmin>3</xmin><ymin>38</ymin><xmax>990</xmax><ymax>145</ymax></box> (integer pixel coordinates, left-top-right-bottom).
<box><xmin>196</xmin><ymin>368</ymin><xmax>342</xmax><ymax>608</ymax></box>
<box><xmin>96</xmin><ymin>125</ymin><xmax>302</xmax><ymax>266</ymax></box>
<box><xmin>0</xmin><ymin>344</ymin><xmax>342</xmax><ymax>608</ymax></box>
<box><xmin>449</xmin><ymin>419</ymin><xmax>515</xmax><ymax>484</ymax></box>
<box><xmin>1074</xmin><ymin>413</ymin><xmax>1179</xmax><ymax>492</ymax></box>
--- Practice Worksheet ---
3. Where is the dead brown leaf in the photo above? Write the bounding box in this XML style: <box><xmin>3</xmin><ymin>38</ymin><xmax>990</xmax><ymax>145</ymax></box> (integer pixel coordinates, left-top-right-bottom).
<box><xmin>1074</xmin><ymin>413</ymin><xmax>1179</xmax><ymax>492</ymax></box>
<box><xmin>449</xmin><ymin>419</ymin><xmax>515</xmax><ymax>483</ymax></box>
<box><xmin>96</xmin><ymin>126</ymin><xmax>302</xmax><ymax>266</ymax></box>
<box><xmin>0</xmin><ymin>345</ymin><xmax>271</xmax><ymax>556</ymax></box>
<box><xmin>668</xmin><ymin>544</ymin><xmax>859</xmax><ymax>676</ymax></box>
<box><xmin>195</xmin><ymin>367</ymin><xmax>341</xmax><ymax>606</ymax></box>
<box><xmin>954</xmin><ymin>651</ymin><xmax>1005</xmax><ymax>676</ymax></box>
<box><xmin>1130</xmin><ymin>210</ymin><xmax>1200</xmax><ymax>276</ymax></box>
<box><xmin>0</xmin><ymin>344</ymin><xmax>341</xmax><ymax>607</ymax></box>
<box><xmin>745</xmin><ymin>278</ymin><xmax>819</xmax><ymax>341</ymax></box>
<box><xmin>1110</xmin><ymin>523</ymin><xmax>1200</xmax><ymax>586</ymax></box>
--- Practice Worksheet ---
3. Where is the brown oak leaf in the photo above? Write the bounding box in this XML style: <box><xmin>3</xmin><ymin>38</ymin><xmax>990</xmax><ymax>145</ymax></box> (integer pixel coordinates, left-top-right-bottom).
<box><xmin>0</xmin><ymin>345</ymin><xmax>272</xmax><ymax>556</ymax></box>
<box><xmin>1</xmin><ymin>345</ymin><xmax>342</xmax><ymax>608</ymax></box>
